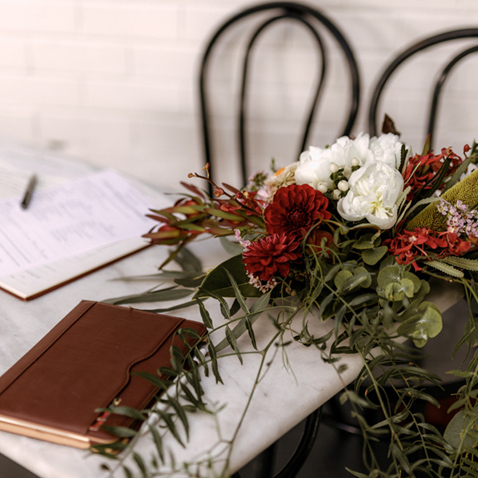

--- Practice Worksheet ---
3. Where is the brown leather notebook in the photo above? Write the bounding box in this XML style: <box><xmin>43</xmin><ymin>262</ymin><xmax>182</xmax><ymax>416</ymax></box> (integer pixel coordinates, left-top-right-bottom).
<box><xmin>0</xmin><ymin>301</ymin><xmax>206</xmax><ymax>448</ymax></box>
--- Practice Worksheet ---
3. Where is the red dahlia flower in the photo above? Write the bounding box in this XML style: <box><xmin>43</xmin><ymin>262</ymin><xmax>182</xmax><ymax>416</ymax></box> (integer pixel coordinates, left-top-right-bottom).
<box><xmin>264</xmin><ymin>184</ymin><xmax>331</xmax><ymax>239</ymax></box>
<box><xmin>243</xmin><ymin>233</ymin><xmax>301</xmax><ymax>282</ymax></box>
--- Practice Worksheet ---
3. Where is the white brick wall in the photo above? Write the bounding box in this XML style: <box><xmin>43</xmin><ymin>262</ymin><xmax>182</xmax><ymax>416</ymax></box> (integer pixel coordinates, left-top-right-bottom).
<box><xmin>0</xmin><ymin>0</ymin><xmax>477</xmax><ymax>191</ymax></box>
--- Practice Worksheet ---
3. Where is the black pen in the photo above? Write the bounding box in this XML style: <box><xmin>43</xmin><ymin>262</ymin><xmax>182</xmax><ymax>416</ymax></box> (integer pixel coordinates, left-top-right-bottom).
<box><xmin>20</xmin><ymin>174</ymin><xmax>37</xmax><ymax>210</ymax></box>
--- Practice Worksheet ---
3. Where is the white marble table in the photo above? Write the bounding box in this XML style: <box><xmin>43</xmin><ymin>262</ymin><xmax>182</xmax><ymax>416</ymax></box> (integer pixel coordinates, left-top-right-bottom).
<box><xmin>0</xmin><ymin>142</ymin><xmax>466</xmax><ymax>478</ymax></box>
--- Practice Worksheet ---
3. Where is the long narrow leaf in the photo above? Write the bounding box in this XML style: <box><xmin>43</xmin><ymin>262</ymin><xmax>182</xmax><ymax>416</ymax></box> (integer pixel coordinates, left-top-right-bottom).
<box><xmin>153</xmin><ymin>409</ymin><xmax>185</xmax><ymax>447</ymax></box>
<box><xmin>225</xmin><ymin>326</ymin><xmax>243</xmax><ymax>364</ymax></box>
<box><xmin>132</xmin><ymin>452</ymin><xmax>148</xmax><ymax>478</ymax></box>
<box><xmin>207</xmin><ymin>339</ymin><xmax>223</xmax><ymax>384</ymax></box>
<box><xmin>442</xmin><ymin>154</ymin><xmax>473</xmax><ymax>193</ymax></box>
<box><xmin>148</xmin><ymin>424</ymin><xmax>165</xmax><ymax>462</ymax></box>
<box><xmin>224</xmin><ymin>268</ymin><xmax>250</xmax><ymax>314</ymax></box>
<box><xmin>146</xmin><ymin>300</ymin><xmax>199</xmax><ymax>314</ymax></box>
<box><xmin>214</xmin><ymin>291</ymin><xmax>271</xmax><ymax>352</ymax></box>
<box><xmin>103</xmin><ymin>288</ymin><xmax>193</xmax><ymax>305</ymax></box>
<box><xmin>165</xmin><ymin>396</ymin><xmax>190</xmax><ymax>440</ymax></box>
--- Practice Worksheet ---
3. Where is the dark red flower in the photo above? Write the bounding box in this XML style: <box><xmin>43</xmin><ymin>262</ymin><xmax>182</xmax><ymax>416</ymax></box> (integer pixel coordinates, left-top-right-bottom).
<box><xmin>437</xmin><ymin>231</ymin><xmax>471</xmax><ymax>256</ymax></box>
<box><xmin>404</xmin><ymin>148</ymin><xmax>462</xmax><ymax>200</ymax></box>
<box><xmin>264</xmin><ymin>184</ymin><xmax>331</xmax><ymax>239</ymax></box>
<box><xmin>306</xmin><ymin>229</ymin><xmax>334</xmax><ymax>257</ymax></box>
<box><xmin>386</xmin><ymin>227</ymin><xmax>472</xmax><ymax>270</ymax></box>
<box><xmin>386</xmin><ymin>227</ymin><xmax>447</xmax><ymax>270</ymax></box>
<box><xmin>243</xmin><ymin>233</ymin><xmax>301</xmax><ymax>282</ymax></box>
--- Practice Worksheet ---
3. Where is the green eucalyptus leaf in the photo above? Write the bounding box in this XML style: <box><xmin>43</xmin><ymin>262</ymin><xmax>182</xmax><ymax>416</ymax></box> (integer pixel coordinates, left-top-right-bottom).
<box><xmin>384</xmin><ymin>282</ymin><xmax>405</xmax><ymax>301</ymax></box>
<box><xmin>342</xmin><ymin>272</ymin><xmax>371</xmax><ymax>292</ymax></box>
<box><xmin>334</xmin><ymin>270</ymin><xmax>353</xmax><ymax>292</ymax></box>
<box><xmin>324</xmin><ymin>263</ymin><xmax>342</xmax><ymax>282</ymax></box>
<box><xmin>362</xmin><ymin>246</ymin><xmax>388</xmax><ymax>266</ymax></box>
<box><xmin>402</xmin><ymin>271</ymin><xmax>421</xmax><ymax>294</ymax></box>
<box><xmin>195</xmin><ymin>255</ymin><xmax>262</xmax><ymax>298</ymax></box>
<box><xmin>444</xmin><ymin>406</ymin><xmax>478</xmax><ymax>448</ymax></box>
<box><xmin>397</xmin><ymin>301</ymin><xmax>443</xmax><ymax>347</ymax></box>
<box><xmin>353</xmin><ymin>266</ymin><xmax>372</xmax><ymax>289</ymax></box>
<box><xmin>353</xmin><ymin>240</ymin><xmax>375</xmax><ymax>250</ymax></box>
<box><xmin>400</xmin><ymin>278</ymin><xmax>416</xmax><ymax>298</ymax></box>
<box><xmin>377</xmin><ymin>265</ymin><xmax>401</xmax><ymax>289</ymax></box>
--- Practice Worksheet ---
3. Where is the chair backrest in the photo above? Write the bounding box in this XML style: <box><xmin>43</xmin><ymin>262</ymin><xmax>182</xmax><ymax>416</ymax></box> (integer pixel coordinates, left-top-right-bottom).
<box><xmin>368</xmin><ymin>28</ymin><xmax>478</xmax><ymax>151</ymax></box>
<box><xmin>198</xmin><ymin>1</ymin><xmax>360</xmax><ymax>189</ymax></box>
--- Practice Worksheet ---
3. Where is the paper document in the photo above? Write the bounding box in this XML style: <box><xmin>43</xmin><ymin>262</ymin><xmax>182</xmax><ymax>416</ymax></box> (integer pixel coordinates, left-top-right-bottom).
<box><xmin>0</xmin><ymin>170</ymin><xmax>155</xmax><ymax>277</ymax></box>
<box><xmin>0</xmin><ymin>169</ymin><xmax>169</xmax><ymax>300</ymax></box>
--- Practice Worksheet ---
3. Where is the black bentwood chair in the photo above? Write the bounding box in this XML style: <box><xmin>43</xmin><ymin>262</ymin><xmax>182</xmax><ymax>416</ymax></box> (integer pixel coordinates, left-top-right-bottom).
<box><xmin>198</xmin><ymin>3</ymin><xmax>360</xmax><ymax>477</ymax></box>
<box><xmin>368</xmin><ymin>28</ymin><xmax>478</xmax><ymax>150</ymax></box>
<box><xmin>198</xmin><ymin>1</ymin><xmax>361</xmax><ymax>192</ymax></box>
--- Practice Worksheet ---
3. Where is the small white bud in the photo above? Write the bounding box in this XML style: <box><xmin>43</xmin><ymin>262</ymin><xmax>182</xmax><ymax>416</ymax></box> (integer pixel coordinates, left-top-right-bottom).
<box><xmin>333</xmin><ymin>189</ymin><xmax>341</xmax><ymax>200</ymax></box>
<box><xmin>338</xmin><ymin>180</ymin><xmax>349</xmax><ymax>192</ymax></box>
<box><xmin>351</xmin><ymin>158</ymin><xmax>360</xmax><ymax>167</ymax></box>
<box><xmin>329</xmin><ymin>163</ymin><xmax>339</xmax><ymax>173</ymax></box>
<box><xmin>316</xmin><ymin>183</ymin><xmax>328</xmax><ymax>194</ymax></box>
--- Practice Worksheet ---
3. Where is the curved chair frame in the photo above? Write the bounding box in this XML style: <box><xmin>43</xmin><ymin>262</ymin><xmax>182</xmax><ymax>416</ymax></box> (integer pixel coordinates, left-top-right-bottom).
<box><xmin>199</xmin><ymin>1</ymin><xmax>361</xmax><ymax>187</ymax></box>
<box><xmin>231</xmin><ymin>408</ymin><xmax>322</xmax><ymax>478</ymax></box>
<box><xmin>368</xmin><ymin>28</ymin><xmax>478</xmax><ymax>148</ymax></box>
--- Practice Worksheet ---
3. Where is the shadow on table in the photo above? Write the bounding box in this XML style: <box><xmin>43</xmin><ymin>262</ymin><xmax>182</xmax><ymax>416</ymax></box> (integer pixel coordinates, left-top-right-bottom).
<box><xmin>0</xmin><ymin>453</ymin><xmax>38</xmax><ymax>478</ymax></box>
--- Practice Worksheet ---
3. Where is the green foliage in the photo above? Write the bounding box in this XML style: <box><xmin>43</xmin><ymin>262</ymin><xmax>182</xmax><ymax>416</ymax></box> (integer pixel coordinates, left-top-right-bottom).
<box><xmin>101</xmin><ymin>230</ymin><xmax>478</xmax><ymax>478</ymax></box>
<box><xmin>195</xmin><ymin>255</ymin><xmax>263</xmax><ymax>299</ymax></box>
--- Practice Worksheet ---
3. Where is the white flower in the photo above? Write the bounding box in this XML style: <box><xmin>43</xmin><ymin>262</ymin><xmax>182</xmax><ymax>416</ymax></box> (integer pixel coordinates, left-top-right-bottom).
<box><xmin>337</xmin><ymin>161</ymin><xmax>404</xmax><ymax>229</ymax></box>
<box><xmin>295</xmin><ymin>133</ymin><xmax>409</xmax><ymax>191</ymax></box>
<box><xmin>368</xmin><ymin>133</ymin><xmax>409</xmax><ymax>169</ymax></box>
<box><xmin>295</xmin><ymin>146</ymin><xmax>334</xmax><ymax>191</ymax></box>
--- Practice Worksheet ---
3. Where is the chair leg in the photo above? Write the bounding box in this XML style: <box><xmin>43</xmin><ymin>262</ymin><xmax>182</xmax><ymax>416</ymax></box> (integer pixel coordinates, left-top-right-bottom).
<box><xmin>273</xmin><ymin>407</ymin><xmax>322</xmax><ymax>478</ymax></box>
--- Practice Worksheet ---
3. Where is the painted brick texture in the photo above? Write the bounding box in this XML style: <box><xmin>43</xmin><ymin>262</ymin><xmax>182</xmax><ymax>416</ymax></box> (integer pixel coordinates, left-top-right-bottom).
<box><xmin>0</xmin><ymin>0</ymin><xmax>476</xmax><ymax>190</ymax></box>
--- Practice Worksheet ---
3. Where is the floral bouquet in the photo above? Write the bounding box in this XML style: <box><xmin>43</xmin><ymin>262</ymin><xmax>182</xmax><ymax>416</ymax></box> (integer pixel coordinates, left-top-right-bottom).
<box><xmin>106</xmin><ymin>127</ymin><xmax>478</xmax><ymax>477</ymax></box>
<box><xmin>146</xmin><ymin>131</ymin><xmax>478</xmax><ymax>345</ymax></box>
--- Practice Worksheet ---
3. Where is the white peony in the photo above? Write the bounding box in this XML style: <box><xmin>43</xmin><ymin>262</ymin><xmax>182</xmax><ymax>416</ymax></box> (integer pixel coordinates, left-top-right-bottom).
<box><xmin>295</xmin><ymin>133</ymin><xmax>409</xmax><ymax>192</ymax></box>
<box><xmin>295</xmin><ymin>146</ymin><xmax>334</xmax><ymax>192</ymax></box>
<box><xmin>368</xmin><ymin>133</ymin><xmax>409</xmax><ymax>169</ymax></box>
<box><xmin>337</xmin><ymin>161</ymin><xmax>404</xmax><ymax>229</ymax></box>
